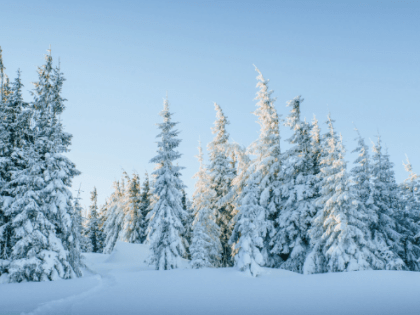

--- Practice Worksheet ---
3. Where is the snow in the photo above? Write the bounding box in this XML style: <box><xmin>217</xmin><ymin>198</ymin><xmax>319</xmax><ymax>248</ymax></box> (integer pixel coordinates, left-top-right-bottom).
<box><xmin>1</xmin><ymin>241</ymin><xmax>420</xmax><ymax>315</ymax></box>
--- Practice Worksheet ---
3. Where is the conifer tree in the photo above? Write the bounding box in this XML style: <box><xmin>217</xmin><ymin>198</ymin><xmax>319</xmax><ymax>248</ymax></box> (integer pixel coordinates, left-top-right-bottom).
<box><xmin>181</xmin><ymin>189</ymin><xmax>194</xmax><ymax>259</ymax></box>
<box><xmin>139</xmin><ymin>172</ymin><xmax>151</xmax><ymax>244</ymax></box>
<box><xmin>69</xmin><ymin>187</ymin><xmax>84</xmax><ymax>274</ymax></box>
<box><xmin>230</xmin><ymin>182</ymin><xmax>268</xmax><ymax>276</ymax></box>
<box><xmin>4</xmin><ymin>50</ymin><xmax>82</xmax><ymax>282</ymax></box>
<box><xmin>0</xmin><ymin>70</ymin><xmax>32</xmax><ymax>264</ymax></box>
<box><xmin>207</xmin><ymin>103</ymin><xmax>236</xmax><ymax>267</ymax></box>
<box><xmin>87</xmin><ymin>187</ymin><xmax>103</xmax><ymax>253</ymax></box>
<box><xmin>147</xmin><ymin>97</ymin><xmax>187</xmax><ymax>270</ymax></box>
<box><xmin>272</xmin><ymin>96</ymin><xmax>318</xmax><ymax>273</ymax></box>
<box><xmin>97</xmin><ymin>202</ymin><xmax>107</xmax><ymax>250</ymax></box>
<box><xmin>396</xmin><ymin>157</ymin><xmax>420</xmax><ymax>270</ymax></box>
<box><xmin>401</xmin><ymin>157</ymin><xmax>420</xmax><ymax>217</ymax></box>
<box><xmin>124</xmin><ymin>173</ymin><xmax>143</xmax><ymax>244</ymax></box>
<box><xmin>350</xmin><ymin>129</ymin><xmax>375</xmax><ymax>221</ymax></box>
<box><xmin>73</xmin><ymin>188</ymin><xmax>90</xmax><ymax>253</ymax></box>
<box><xmin>369</xmin><ymin>137</ymin><xmax>405</xmax><ymax>270</ymax></box>
<box><xmin>190</xmin><ymin>141</ymin><xmax>222</xmax><ymax>268</ymax></box>
<box><xmin>191</xmin><ymin>207</ymin><xmax>222</xmax><ymax>269</ymax></box>
<box><xmin>103</xmin><ymin>180</ymin><xmax>126</xmax><ymax>253</ymax></box>
<box><xmin>233</xmin><ymin>67</ymin><xmax>282</xmax><ymax>268</ymax></box>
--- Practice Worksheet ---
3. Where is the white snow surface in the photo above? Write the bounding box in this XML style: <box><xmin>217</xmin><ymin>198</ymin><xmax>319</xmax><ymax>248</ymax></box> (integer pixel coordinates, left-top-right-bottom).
<box><xmin>1</xmin><ymin>241</ymin><xmax>420</xmax><ymax>315</ymax></box>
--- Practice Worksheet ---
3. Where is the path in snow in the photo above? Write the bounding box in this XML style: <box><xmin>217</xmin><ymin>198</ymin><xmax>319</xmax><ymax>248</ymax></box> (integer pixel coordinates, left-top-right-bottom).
<box><xmin>1</xmin><ymin>242</ymin><xmax>420</xmax><ymax>315</ymax></box>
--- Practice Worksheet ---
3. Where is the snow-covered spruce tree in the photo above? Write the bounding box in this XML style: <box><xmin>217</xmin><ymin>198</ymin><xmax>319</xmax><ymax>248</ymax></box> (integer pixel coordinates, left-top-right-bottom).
<box><xmin>0</xmin><ymin>70</ymin><xmax>32</xmax><ymax>266</ymax></box>
<box><xmin>232</xmin><ymin>67</ymin><xmax>282</xmax><ymax>269</ymax></box>
<box><xmin>87</xmin><ymin>187</ymin><xmax>103</xmax><ymax>253</ymax></box>
<box><xmin>305</xmin><ymin>115</ymin><xmax>390</xmax><ymax>274</ymax></box>
<box><xmin>191</xmin><ymin>208</ymin><xmax>223</xmax><ymax>269</ymax></box>
<box><xmin>181</xmin><ymin>189</ymin><xmax>194</xmax><ymax>259</ymax></box>
<box><xmin>73</xmin><ymin>187</ymin><xmax>91</xmax><ymax>253</ymax></box>
<box><xmin>68</xmin><ymin>187</ymin><xmax>84</xmax><ymax>272</ymax></box>
<box><xmin>272</xmin><ymin>96</ymin><xmax>318</xmax><ymax>273</ymax></box>
<box><xmin>401</xmin><ymin>157</ymin><xmax>420</xmax><ymax>218</ymax></box>
<box><xmin>369</xmin><ymin>137</ymin><xmax>405</xmax><ymax>270</ymax></box>
<box><xmin>97</xmin><ymin>203</ymin><xmax>107</xmax><ymax>250</ymax></box>
<box><xmin>139</xmin><ymin>172</ymin><xmax>151</xmax><ymax>244</ymax></box>
<box><xmin>396</xmin><ymin>157</ymin><xmax>420</xmax><ymax>270</ymax></box>
<box><xmin>124</xmin><ymin>172</ymin><xmax>143</xmax><ymax>244</ymax></box>
<box><xmin>190</xmin><ymin>141</ymin><xmax>222</xmax><ymax>268</ymax></box>
<box><xmin>4</xmin><ymin>51</ymin><xmax>82</xmax><ymax>282</ymax></box>
<box><xmin>230</xmin><ymin>181</ymin><xmax>269</xmax><ymax>276</ymax></box>
<box><xmin>103</xmin><ymin>179</ymin><xmax>126</xmax><ymax>253</ymax></box>
<box><xmin>147</xmin><ymin>97</ymin><xmax>187</xmax><ymax>270</ymax></box>
<box><xmin>350</xmin><ymin>129</ymin><xmax>376</xmax><ymax>225</ymax></box>
<box><xmin>207</xmin><ymin>103</ymin><xmax>236</xmax><ymax>267</ymax></box>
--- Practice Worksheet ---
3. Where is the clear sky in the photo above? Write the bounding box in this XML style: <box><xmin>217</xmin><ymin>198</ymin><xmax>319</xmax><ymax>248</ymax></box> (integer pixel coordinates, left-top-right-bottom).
<box><xmin>2</xmin><ymin>0</ymin><xmax>419</xmax><ymax>208</ymax></box>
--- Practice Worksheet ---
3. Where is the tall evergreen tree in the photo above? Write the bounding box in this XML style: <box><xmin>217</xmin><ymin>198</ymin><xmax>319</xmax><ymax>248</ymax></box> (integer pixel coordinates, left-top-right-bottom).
<box><xmin>207</xmin><ymin>103</ymin><xmax>236</xmax><ymax>267</ymax></box>
<box><xmin>0</xmin><ymin>70</ymin><xmax>32</xmax><ymax>265</ymax></box>
<box><xmin>147</xmin><ymin>97</ymin><xmax>187</xmax><ymax>270</ymax></box>
<box><xmin>4</xmin><ymin>50</ymin><xmax>82</xmax><ymax>282</ymax></box>
<box><xmin>139</xmin><ymin>172</ymin><xmax>151</xmax><ymax>244</ymax></box>
<box><xmin>272</xmin><ymin>96</ymin><xmax>318</xmax><ymax>273</ymax></box>
<box><xmin>233</xmin><ymin>67</ymin><xmax>282</xmax><ymax>269</ymax></box>
<box><xmin>190</xmin><ymin>141</ymin><xmax>222</xmax><ymax>268</ymax></box>
<box><xmin>370</xmin><ymin>136</ymin><xmax>405</xmax><ymax>270</ymax></box>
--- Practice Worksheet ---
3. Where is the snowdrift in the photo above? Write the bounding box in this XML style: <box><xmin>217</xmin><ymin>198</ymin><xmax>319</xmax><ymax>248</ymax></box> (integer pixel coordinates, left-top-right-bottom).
<box><xmin>1</xmin><ymin>241</ymin><xmax>420</xmax><ymax>315</ymax></box>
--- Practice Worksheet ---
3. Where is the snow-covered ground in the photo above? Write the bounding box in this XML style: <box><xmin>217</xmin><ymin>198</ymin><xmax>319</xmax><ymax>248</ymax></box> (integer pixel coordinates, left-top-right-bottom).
<box><xmin>1</xmin><ymin>242</ymin><xmax>420</xmax><ymax>315</ymax></box>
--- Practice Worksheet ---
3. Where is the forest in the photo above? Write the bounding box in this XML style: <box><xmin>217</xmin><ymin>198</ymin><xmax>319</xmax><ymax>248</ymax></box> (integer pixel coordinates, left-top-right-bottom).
<box><xmin>0</xmin><ymin>47</ymin><xmax>419</xmax><ymax>283</ymax></box>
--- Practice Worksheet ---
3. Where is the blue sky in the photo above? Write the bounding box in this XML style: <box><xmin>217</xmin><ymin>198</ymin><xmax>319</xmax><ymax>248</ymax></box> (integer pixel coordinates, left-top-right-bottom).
<box><xmin>2</xmin><ymin>0</ymin><xmax>419</xmax><ymax>208</ymax></box>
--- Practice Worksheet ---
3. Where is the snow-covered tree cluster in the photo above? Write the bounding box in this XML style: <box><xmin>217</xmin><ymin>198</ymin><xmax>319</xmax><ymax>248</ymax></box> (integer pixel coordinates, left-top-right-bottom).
<box><xmin>92</xmin><ymin>171</ymin><xmax>152</xmax><ymax>254</ymax></box>
<box><xmin>0</xmin><ymin>47</ymin><xmax>83</xmax><ymax>282</ymax></box>
<box><xmin>3</xmin><ymin>46</ymin><xmax>418</xmax><ymax>281</ymax></box>
<box><xmin>86</xmin><ymin>66</ymin><xmax>420</xmax><ymax>276</ymax></box>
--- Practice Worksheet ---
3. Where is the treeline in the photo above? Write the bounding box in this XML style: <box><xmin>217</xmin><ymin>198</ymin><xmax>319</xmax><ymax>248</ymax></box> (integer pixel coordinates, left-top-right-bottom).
<box><xmin>83</xmin><ymin>68</ymin><xmax>420</xmax><ymax>276</ymax></box>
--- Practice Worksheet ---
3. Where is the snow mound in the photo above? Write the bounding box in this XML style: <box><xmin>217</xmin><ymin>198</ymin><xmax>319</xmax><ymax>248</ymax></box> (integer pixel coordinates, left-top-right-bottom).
<box><xmin>100</xmin><ymin>241</ymin><xmax>190</xmax><ymax>271</ymax></box>
<box><xmin>104</xmin><ymin>242</ymin><xmax>149</xmax><ymax>266</ymax></box>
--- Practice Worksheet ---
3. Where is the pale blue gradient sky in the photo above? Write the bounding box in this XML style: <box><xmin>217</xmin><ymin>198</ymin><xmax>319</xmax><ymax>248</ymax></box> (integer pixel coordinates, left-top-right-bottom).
<box><xmin>2</xmin><ymin>0</ymin><xmax>419</xmax><ymax>208</ymax></box>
